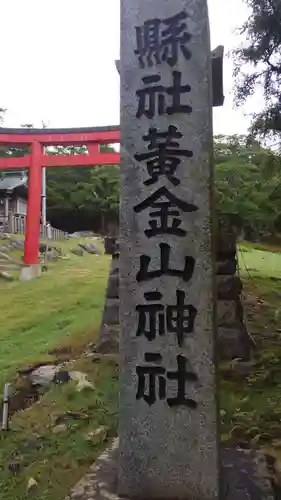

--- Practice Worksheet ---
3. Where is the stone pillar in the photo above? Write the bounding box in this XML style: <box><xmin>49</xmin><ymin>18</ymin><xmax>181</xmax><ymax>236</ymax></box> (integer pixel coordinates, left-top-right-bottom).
<box><xmin>217</xmin><ymin>219</ymin><xmax>252</xmax><ymax>360</ymax></box>
<box><xmin>99</xmin><ymin>223</ymin><xmax>252</xmax><ymax>362</ymax></box>
<box><xmin>97</xmin><ymin>252</ymin><xmax>120</xmax><ymax>354</ymax></box>
<box><xmin>119</xmin><ymin>0</ymin><xmax>220</xmax><ymax>498</ymax></box>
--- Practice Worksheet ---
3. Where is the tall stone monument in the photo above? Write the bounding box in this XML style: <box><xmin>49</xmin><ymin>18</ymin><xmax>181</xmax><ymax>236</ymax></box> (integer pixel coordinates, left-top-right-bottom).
<box><xmin>119</xmin><ymin>1</ymin><xmax>221</xmax><ymax>498</ymax></box>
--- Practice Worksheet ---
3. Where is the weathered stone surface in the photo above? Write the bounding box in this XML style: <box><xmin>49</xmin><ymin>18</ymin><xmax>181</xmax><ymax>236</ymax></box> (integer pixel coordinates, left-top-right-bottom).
<box><xmin>109</xmin><ymin>254</ymin><xmax>119</xmax><ymax>275</ymax></box>
<box><xmin>223</xmin><ymin>448</ymin><xmax>274</xmax><ymax>499</ymax></box>
<box><xmin>29</xmin><ymin>365</ymin><xmax>58</xmax><ymax>386</ymax></box>
<box><xmin>85</xmin><ymin>426</ymin><xmax>108</xmax><ymax>445</ymax></box>
<box><xmin>217</xmin><ymin>259</ymin><xmax>237</xmax><ymax>275</ymax></box>
<box><xmin>99</xmin><ymin>262</ymin><xmax>250</xmax><ymax>360</ymax></box>
<box><xmin>100</xmin><ymin>228</ymin><xmax>250</xmax><ymax>359</ymax></box>
<box><xmin>217</xmin><ymin>300</ymin><xmax>238</xmax><ymax>326</ymax></box>
<box><xmin>11</xmin><ymin>239</ymin><xmax>24</xmax><ymax>249</ymax></box>
<box><xmin>119</xmin><ymin>0</ymin><xmax>219</xmax><ymax>497</ymax></box>
<box><xmin>106</xmin><ymin>275</ymin><xmax>119</xmax><ymax>299</ymax></box>
<box><xmin>79</xmin><ymin>243</ymin><xmax>100</xmax><ymax>255</ymax></box>
<box><xmin>53</xmin><ymin>370</ymin><xmax>71</xmax><ymax>385</ymax></box>
<box><xmin>19</xmin><ymin>264</ymin><xmax>42</xmax><ymax>281</ymax></box>
<box><xmin>116</xmin><ymin>47</ymin><xmax>225</xmax><ymax>108</ymax></box>
<box><xmin>104</xmin><ymin>237</ymin><xmax>119</xmax><ymax>255</ymax></box>
<box><xmin>0</xmin><ymin>270</ymin><xmax>14</xmax><ymax>281</ymax></box>
<box><xmin>212</xmin><ymin>46</ymin><xmax>224</xmax><ymax>107</ymax></box>
<box><xmin>101</xmin><ymin>299</ymin><xmax>119</xmax><ymax>326</ymax></box>
<box><xmin>218</xmin><ymin>326</ymin><xmax>252</xmax><ymax>360</ymax></box>
<box><xmin>218</xmin><ymin>276</ymin><xmax>243</xmax><ymax>300</ymax></box>
<box><xmin>217</xmin><ymin>219</ymin><xmax>237</xmax><ymax>258</ymax></box>
<box><xmin>64</xmin><ymin>441</ymin><xmax>274</xmax><ymax>500</ymax></box>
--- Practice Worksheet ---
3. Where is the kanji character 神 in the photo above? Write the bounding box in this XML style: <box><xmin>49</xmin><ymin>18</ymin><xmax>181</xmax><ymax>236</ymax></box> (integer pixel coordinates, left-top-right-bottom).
<box><xmin>136</xmin><ymin>289</ymin><xmax>197</xmax><ymax>346</ymax></box>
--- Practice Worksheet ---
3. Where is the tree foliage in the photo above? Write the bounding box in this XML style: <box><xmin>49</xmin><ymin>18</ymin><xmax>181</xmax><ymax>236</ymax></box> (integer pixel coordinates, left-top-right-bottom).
<box><xmin>234</xmin><ymin>0</ymin><xmax>281</xmax><ymax>141</ymax></box>
<box><xmin>215</xmin><ymin>134</ymin><xmax>281</xmax><ymax>239</ymax></box>
<box><xmin>48</xmin><ymin>133</ymin><xmax>281</xmax><ymax>239</ymax></box>
<box><xmin>46</xmin><ymin>145</ymin><xmax>119</xmax><ymax>232</ymax></box>
<box><xmin>0</xmin><ymin>114</ymin><xmax>280</xmax><ymax>240</ymax></box>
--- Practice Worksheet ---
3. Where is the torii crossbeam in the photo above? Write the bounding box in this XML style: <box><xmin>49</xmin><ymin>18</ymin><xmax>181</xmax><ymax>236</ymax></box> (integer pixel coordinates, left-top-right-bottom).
<box><xmin>0</xmin><ymin>46</ymin><xmax>224</xmax><ymax>268</ymax></box>
<box><xmin>0</xmin><ymin>126</ymin><xmax>120</xmax><ymax>265</ymax></box>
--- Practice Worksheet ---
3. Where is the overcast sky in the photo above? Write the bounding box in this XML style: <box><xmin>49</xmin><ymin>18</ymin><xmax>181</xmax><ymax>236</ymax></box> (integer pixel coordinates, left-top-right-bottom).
<box><xmin>0</xmin><ymin>0</ymin><xmax>261</xmax><ymax>135</ymax></box>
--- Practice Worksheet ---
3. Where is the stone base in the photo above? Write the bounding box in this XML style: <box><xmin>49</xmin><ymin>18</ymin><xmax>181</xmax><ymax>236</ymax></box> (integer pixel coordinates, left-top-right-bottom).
<box><xmin>19</xmin><ymin>264</ymin><xmax>42</xmax><ymax>281</ymax></box>
<box><xmin>65</xmin><ymin>440</ymin><xmax>274</xmax><ymax>500</ymax></box>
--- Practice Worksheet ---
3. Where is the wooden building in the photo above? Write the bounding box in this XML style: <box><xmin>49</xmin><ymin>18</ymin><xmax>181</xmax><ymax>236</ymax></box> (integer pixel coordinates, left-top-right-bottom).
<box><xmin>0</xmin><ymin>171</ymin><xmax>28</xmax><ymax>230</ymax></box>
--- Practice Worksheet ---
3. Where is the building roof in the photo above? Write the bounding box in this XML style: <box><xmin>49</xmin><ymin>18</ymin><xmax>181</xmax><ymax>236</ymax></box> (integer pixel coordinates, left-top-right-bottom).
<box><xmin>0</xmin><ymin>171</ymin><xmax>28</xmax><ymax>192</ymax></box>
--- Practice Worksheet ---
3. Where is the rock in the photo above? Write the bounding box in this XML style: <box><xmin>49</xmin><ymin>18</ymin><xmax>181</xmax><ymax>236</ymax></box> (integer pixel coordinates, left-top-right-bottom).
<box><xmin>0</xmin><ymin>271</ymin><xmax>14</xmax><ymax>281</ymax></box>
<box><xmin>29</xmin><ymin>365</ymin><xmax>58</xmax><ymax>386</ymax></box>
<box><xmin>71</xmin><ymin>247</ymin><xmax>84</xmax><ymax>257</ymax></box>
<box><xmin>85</xmin><ymin>426</ymin><xmax>108</xmax><ymax>444</ymax></box>
<box><xmin>27</xmin><ymin>477</ymin><xmax>38</xmax><ymax>491</ymax></box>
<box><xmin>78</xmin><ymin>243</ymin><xmax>100</xmax><ymax>255</ymax></box>
<box><xmin>53</xmin><ymin>370</ymin><xmax>71</xmax><ymax>385</ymax></box>
<box><xmin>70</xmin><ymin>371</ymin><xmax>94</xmax><ymax>392</ymax></box>
<box><xmin>45</xmin><ymin>249</ymin><xmax>60</xmax><ymax>261</ymax></box>
<box><xmin>54</xmin><ymin>412</ymin><xmax>89</xmax><ymax>425</ymax></box>
<box><xmin>10</xmin><ymin>239</ymin><xmax>24</xmax><ymax>249</ymax></box>
<box><xmin>18</xmin><ymin>361</ymin><xmax>56</xmax><ymax>376</ymax></box>
<box><xmin>52</xmin><ymin>423</ymin><xmax>68</xmax><ymax>435</ymax></box>
<box><xmin>39</xmin><ymin>243</ymin><xmax>61</xmax><ymax>255</ymax></box>
<box><xmin>39</xmin><ymin>243</ymin><xmax>47</xmax><ymax>253</ymax></box>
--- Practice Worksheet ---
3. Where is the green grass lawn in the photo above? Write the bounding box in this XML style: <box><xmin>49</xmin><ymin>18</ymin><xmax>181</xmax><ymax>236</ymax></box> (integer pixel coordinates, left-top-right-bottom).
<box><xmin>0</xmin><ymin>356</ymin><xmax>118</xmax><ymax>500</ymax></box>
<box><xmin>0</xmin><ymin>239</ymin><xmax>281</xmax><ymax>498</ymax></box>
<box><xmin>0</xmin><ymin>239</ymin><xmax>111</xmax><ymax>389</ymax></box>
<box><xmin>220</xmin><ymin>244</ymin><xmax>281</xmax><ymax>457</ymax></box>
<box><xmin>0</xmin><ymin>238</ymin><xmax>119</xmax><ymax>500</ymax></box>
<box><xmin>238</xmin><ymin>243</ymin><xmax>281</xmax><ymax>278</ymax></box>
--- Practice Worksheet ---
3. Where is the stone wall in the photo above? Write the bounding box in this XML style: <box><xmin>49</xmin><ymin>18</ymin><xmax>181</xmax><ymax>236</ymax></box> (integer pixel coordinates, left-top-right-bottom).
<box><xmin>97</xmin><ymin>223</ymin><xmax>252</xmax><ymax>361</ymax></box>
<box><xmin>216</xmin><ymin>219</ymin><xmax>252</xmax><ymax>360</ymax></box>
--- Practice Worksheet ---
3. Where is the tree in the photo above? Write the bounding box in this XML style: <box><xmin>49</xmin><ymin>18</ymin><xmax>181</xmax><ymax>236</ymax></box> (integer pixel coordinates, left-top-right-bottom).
<box><xmin>0</xmin><ymin>108</ymin><xmax>6</xmax><ymax>124</ymax></box>
<box><xmin>233</xmin><ymin>0</ymin><xmax>281</xmax><ymax>141</ymax></box>
<box><xmin>46</xmin><ymin>145</ymin><xmax>120</xmax><ymax>232</ymax></box>
<box><xmin>74</xmin><ymin>164</ymin><xmax>120</xmax><ymax>233</ymax></box>
<box><xmin>214</xmin><ymin>134</ymin><xmax>281</xmax><ymax>239</ymax></box>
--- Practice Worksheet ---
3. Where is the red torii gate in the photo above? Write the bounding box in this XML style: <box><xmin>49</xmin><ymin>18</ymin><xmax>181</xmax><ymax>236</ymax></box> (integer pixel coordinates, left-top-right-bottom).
<box><xmin>0</xmin><ymin>126</ymin><xmax>120</xmax><ymax>265</ymax></box>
